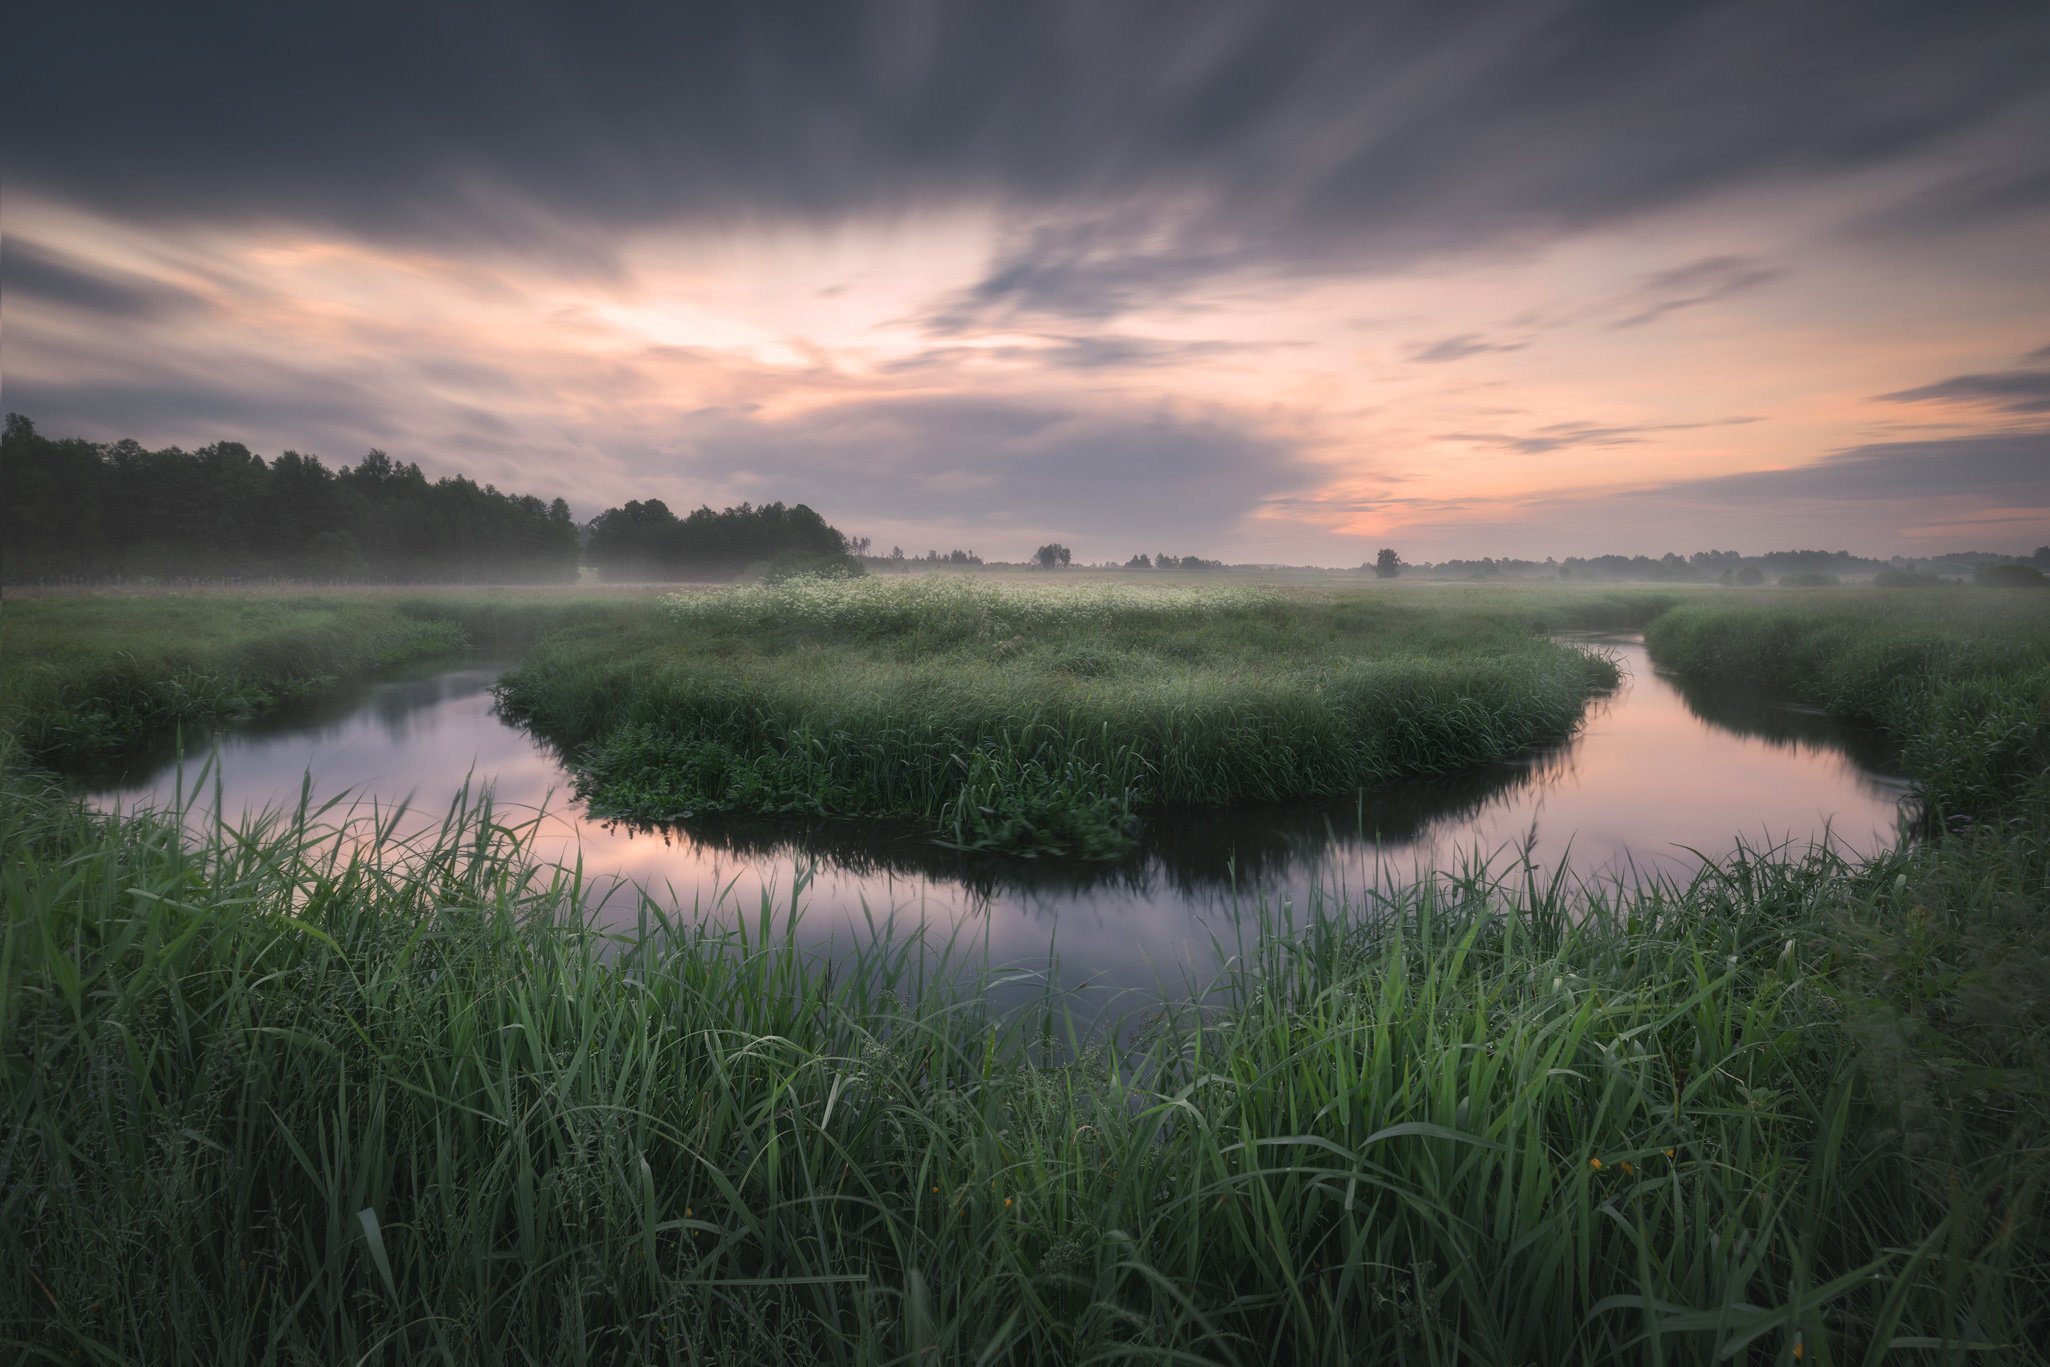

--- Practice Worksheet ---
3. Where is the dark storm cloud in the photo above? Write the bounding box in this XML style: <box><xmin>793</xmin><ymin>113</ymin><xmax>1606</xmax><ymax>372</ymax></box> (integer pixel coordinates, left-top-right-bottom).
<box><xmin>1409</xmin><ymin>334</ymin><xmax>1528</xmax><ymax>364</ymax></box>
<box><xmin>1877</xmin><ymin>370</ymin><xmax>2050</xmax><ymax>414</ymax></box>
<box><xmin>663</xmin><ymin>395</ymin><xmax>1312</xmax><ymax>545</ymax></box>
<box><xmin>1</xmin><ymin>239</ymin><xmax>202</xmax><ymax>320</ymax></box>
<box><xmin>6</xmin><ymin>1</ymin><xmax>2046</xmax><ymax>283</ymax></box>
<box><xmin>1441</xmin><ymin>417</ymin><xmax>1760</xmax><ymax>455</ymax></box>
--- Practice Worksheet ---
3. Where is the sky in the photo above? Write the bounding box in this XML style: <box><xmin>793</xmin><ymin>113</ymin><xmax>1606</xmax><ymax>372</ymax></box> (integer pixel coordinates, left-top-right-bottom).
<box><xmin>4</xmin><ymin>1</ymin><xmax>2048</xmax><ymax>564</ymax></box>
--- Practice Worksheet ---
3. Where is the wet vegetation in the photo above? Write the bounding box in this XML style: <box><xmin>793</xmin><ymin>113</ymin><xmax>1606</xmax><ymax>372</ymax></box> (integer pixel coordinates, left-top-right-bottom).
<box><xmin>494</xmin><ymin>578</ymin><xmax>1643</xmax><ymax>858</ymax></box>
<box><xmin>5</xmin><ymin>581</ymin><xmax>2049</xmax><ymax>1364</ymax></box>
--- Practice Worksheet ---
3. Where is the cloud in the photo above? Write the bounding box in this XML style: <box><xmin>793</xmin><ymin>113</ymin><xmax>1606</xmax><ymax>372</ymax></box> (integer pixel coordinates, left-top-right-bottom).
<box><xmin>661</xmin><ymin>395</ymin><xmax>1315</xmax><ymax>548</ymax></box>
<box><xmin>6</xmin><ymin>1</ymin><xmax>2045</xmax><ymax>281</ymax></box>
<box><xmin>0</xmin><ymin>238</ymin><xmax>203</xmax><ymax>320</ymax></box>
<box><xmin>1636</xmin><ymin>430</ymin><xmax>2050</xmax><ymax>505</ymax></box>
<box><xmin>1610</xmin><ymin>255</ymin><xmax>1782</xmax><ymax>329</ymax></box>
<box><xmin>1441</xmin><ymin>416</ymin><xmax>1760</xmax><ymax>455</ymax></box>
<box><xmin>881</xmin><ymin>333</ymin><xmax>1252</xmax><ymax>374</ymax></box>
<box><xmin>2022</xmin><ymin>343</ymin><xmax>2050</xmax><ymax>363</ymax></box>
<box><xmin>1876</xmin><ymin>369</ymin><xmax>2050</xmax><ymax>414</ymax></box>
<box><xmin>1383</xmin><ymin>431</ymin><xmax>2050</xmax><ymax>559</ymax></box>
<box><xmin>1408</xmin><ymin>333</ymin><xmax>1527</xmax><ymax>364</ymax></box>
<box><xmin>1855</xmin><ymin>156</ymin><xmax>2050</xmax><ymax>236</ymax></box>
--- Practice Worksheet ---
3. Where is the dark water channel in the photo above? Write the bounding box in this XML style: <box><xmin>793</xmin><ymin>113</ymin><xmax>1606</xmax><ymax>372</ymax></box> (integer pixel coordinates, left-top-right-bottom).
<box><xmin>85</xmin><ymin>634</ymin><xmax>1912</xmax><ymax>1002</ymax></box>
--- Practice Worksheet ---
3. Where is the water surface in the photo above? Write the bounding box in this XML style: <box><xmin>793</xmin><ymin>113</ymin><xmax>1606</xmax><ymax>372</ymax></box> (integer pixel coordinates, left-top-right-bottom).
<box><xmin>87</xmin><ymin>635</ymin><xmax>1911</xmax><ymax>1000</ymax></box>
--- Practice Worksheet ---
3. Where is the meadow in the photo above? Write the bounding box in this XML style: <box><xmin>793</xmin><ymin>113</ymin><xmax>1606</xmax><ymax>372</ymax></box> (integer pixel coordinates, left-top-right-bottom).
<box><xmin>4</xmin><ymin>579</ymin><xmax>2048</xmax><ymax>1364</ymax></box>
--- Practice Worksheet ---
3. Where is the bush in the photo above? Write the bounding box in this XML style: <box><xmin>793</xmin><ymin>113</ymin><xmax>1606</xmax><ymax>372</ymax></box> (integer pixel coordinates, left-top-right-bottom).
<box><xmin>1976</xmin><ymin>561</ymin><xmax>2048</xmax><ymax>588</ymax></box>
<box><xmin>759</xmin><ymin>549</ymin><xmax>868</xmax><ymax>584</ymax></box>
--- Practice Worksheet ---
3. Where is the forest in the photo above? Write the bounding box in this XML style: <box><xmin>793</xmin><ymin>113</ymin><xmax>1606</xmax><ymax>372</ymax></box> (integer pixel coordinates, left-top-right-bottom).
<box><xmin>0</xmin><ymin>416</ymin><xmax>866</xmax><ymax>586</ymax></box>
<box><xmin>0</xmin><ymin>415</ymin><xmax>580</xmax><ymax>584</ymax></box>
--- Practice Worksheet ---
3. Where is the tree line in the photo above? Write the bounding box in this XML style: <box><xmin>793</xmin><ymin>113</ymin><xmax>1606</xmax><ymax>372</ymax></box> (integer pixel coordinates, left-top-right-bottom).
<box><xmin>0</xmin><ymin>416</ymin><xmax>862</xmax><ymax>586</ymax></box>
<box><xmin>1</xmin><ymin>414</ymin><xmax>579</xmax><ymax>584</ymax></box>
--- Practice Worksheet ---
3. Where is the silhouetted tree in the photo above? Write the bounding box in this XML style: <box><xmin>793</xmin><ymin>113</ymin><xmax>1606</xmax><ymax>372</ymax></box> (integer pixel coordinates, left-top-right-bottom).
<box><xmin>584</xmin><ymin>498</ymin><xmax>855</xmax><ymax>581</ymax></box>
<box><xmin>1034</xmin><ymin>543</ymin><xmax>1072</xmax><ymax>568</ymax></box>
<box><xmin>1373</xmin><ymin>548</ymin><xmax>1402</xmax><ymax>579</ymax></box>
<box><xmin>0</xmin><ymin>414</ymin><xmax>578</xmax><ymax>584</ymax></box>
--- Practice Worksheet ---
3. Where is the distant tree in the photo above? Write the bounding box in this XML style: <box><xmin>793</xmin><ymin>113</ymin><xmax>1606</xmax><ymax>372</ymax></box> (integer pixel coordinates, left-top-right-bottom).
<box><xmin>890</xmin><ymin>545</ymin><xmax>904</xmax><ymax>561</ymax></box>
<box><xmin>1125</xmin><ymin>553</ymin><xmax>1153</xmax><ymax>569</ymax></box>
<box><xmin>847</xmin><ymin>535</ymin><xmax>873</xmax><ymax>557</ymax></box>
<box><xmin>1734</xmin><ymin>566</ymin><xmax>1765</xmax><ymax>586</ymax></box>
<box><xmin>1976</xmin><ymin>562</ymin><xmax>2048</xmax><ymax>588</ymax></box>
<box><xmin>1373</xmin><ymin>548</ymin><xmax>1402</xmax><ymax>579</ymax></box>
<box><xmin>1155</xmin><ymin>553</ymin><xmax>1179</xmax><ymax>569</ymax></box>
<box><xmin>1034</xmin><ymin>543</ymin><xmax>1072</xmax><ymax>568</ymax></box>
<box><xmin>585</xmin><ymin>498</ymin><xmax>854</xmax><ymax>581</ymax></box>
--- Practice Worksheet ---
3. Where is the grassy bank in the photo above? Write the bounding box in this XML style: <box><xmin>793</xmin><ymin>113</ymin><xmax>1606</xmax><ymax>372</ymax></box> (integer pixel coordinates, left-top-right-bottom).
<box><xmin>1646</xmin><ymin>592</ymin><xmax>2050</xmax><ymax>823</ymax></box>
<box><xmin>495</xmin><ymin>578</ymin><xmax>1661</xmax><ymax>857</ymax></box>
<box><xmin>6</xmin><ymin>581</ymin><xmax>2048</xmax><ymax>1362</ymax></box>
<box><xmin>5</xmin><ymin>750</ymin><xmax>2045</xmax><ymax>1364</ymax></box>
<box><xmin>0</xmin><ymin>588</ymin><xmax>666</xmax><ymax>770</ymax></box>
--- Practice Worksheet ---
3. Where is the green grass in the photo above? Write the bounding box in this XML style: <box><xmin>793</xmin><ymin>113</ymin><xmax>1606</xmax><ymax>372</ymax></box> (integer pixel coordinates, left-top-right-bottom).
<box><xmin>0</xmin><ymin>587</ymin><xmax>664</xmax><ymax>769</ymax></box>
<box><xmin>494</xmin><ymin>578</ymin><xmax>1669</xmax><ymax>856</ymax></box>
<box><xmin>1646</xmin><ymin>591</ymin><xmax>2050</xmax><ymax>823</ymax></box>
<box><xmin>5</xmin><ymin>579</ymin><xmax>2048</xmax><ymax>1363</ymax></box>
<box><xmin>4</xmin><ymin>749</ymin><xmax>2044</xmax><ymax>1364</ymax></box>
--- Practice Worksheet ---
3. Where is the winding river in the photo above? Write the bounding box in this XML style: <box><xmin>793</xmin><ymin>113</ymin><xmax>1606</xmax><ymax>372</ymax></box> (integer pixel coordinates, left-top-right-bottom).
<box><xmin>84</xmin><ymin>633</ymin><xmax>1911</xmax><ymax>1005</ymax></box>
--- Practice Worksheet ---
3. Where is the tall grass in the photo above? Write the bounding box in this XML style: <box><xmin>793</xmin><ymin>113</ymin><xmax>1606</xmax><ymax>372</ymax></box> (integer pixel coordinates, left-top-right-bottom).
<box><xmin>5</xmin><ymin>751</ymin><xmax>2044</xmax><ymax>1364</ymax></box>
<box><xmin>496</xmin><ymin>578</ymin><xmax>1639</xmax><ymax>856</ymax></box>
<box><xmin>1646</xmin><ymin>592</ymin><xmax>2050</xmax><ymax>824</ymax></box>
<box><xmin>7</xmin><ymin>582</ymin><xmax>2050</xmax><ymax>1362</ymax></box>
<box><xmin>0</xmin><ymin>588</ymin><xmax>678</xmax><ymax>771</ymax></box>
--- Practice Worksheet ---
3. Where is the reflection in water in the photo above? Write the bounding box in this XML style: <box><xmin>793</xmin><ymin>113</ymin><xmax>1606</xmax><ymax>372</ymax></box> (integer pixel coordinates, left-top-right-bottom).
<box><xmin>85</xmin><ymin>636</ymin><xmax>1913</xmax><ymax>998</ymax></box>
<box><xmin>1657</xmin><ymin>666</ymin><xmax>1904</xmax><ymax>783</ymax></box>
<box><xmin>651</xmin><ymin>736</ymin><xmax>1576</xmax><ymax>902</ymax></box>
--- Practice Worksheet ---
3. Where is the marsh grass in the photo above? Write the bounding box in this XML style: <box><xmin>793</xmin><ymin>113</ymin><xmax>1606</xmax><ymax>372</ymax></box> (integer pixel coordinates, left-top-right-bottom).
<box><xmin>4</xmin><ymin>751</ymin><xmax>2044</xmax><ymax>1364</ymax></box>
<box><xmin>6</xmin><ymin>582</ymin><xmax>2050</xmax><ymax>1363</ymax></box>
<box><xmin>1646</xmin><ymin>592</ymin><xmax>2050</xmax><ymax>824</ymax></box>
<box><xmin>0</xmin><ymin>590</ymin><xmax>665</xmax><ymax>770</ymax></box>
<box><xmin>496</xmin><ymin>578</ymin><xmax>1646</xmax><ymax>856</ymax></box>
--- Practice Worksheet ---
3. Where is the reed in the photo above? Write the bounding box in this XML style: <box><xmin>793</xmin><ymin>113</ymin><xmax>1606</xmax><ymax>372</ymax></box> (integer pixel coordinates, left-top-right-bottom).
<box><xmin>495</xmin><ymin>578</ymin><xmax>1645</xmax><ymax>856</ymax></box>
<box><xmin>1645</xmin><ymin>591</ymin><xmax>2050</xmax><ymax>824</ymax></box>
<box><xmin>6</xmin><ymin>581</ymin><xmax>2049</xmax><ymax>1362</ymax></box>
<box><xmin>4</xmin><ymin>751</ymin><xmax>2043</xmax><ymax>1364</ymax></box>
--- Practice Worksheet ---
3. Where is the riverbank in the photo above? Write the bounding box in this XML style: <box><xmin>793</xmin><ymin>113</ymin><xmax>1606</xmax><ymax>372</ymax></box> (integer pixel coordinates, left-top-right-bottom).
<box><xmin>5</xmin><ymin>751</ymin><xmax>2045</xmax><ymax>1364</ymax></box>
<box><xmin>4</xmin><ymin>582</ymin><xmax>2048</xmax><ymax>1363</ymax></box>
<box><xmin>497</xmin><ymin>579</ymin><xmax>1662</xmax><ymax>857</ymax></box>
